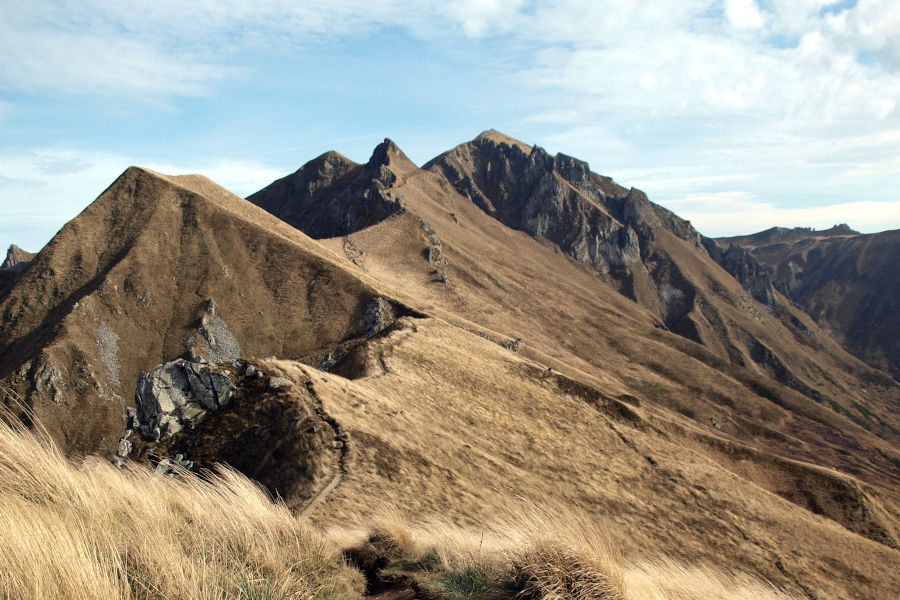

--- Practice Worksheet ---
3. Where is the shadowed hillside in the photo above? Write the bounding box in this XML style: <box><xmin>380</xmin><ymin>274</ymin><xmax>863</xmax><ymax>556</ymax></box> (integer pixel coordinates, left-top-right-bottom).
<box><xmin>721</xmin><ymin>226</ymin><xmax>900</xmax><ymax>381</ymax></box>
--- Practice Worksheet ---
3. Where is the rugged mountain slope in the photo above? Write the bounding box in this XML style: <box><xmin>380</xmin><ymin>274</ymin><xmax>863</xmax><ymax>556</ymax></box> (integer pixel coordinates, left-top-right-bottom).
<box><xmin>0</xmin><ymin>244</ymin><xmax>35</xmax><ymax>297</ymax></box>
<box><xmin>2</xmin><ymin>134</ymin><xmax>900</xmax><ymax>599</ymax></box>
<box><xmin>251</xmin><ymin>131</ymin><xmax>900</xmax><ymax>446</ymax></box>
<box><xmin>0</xmin><ymin>167</ymin><xmax>415</xmax><ymax>455</ymax></box>
<box><xmin>1</xmin><ymin>244</ymin><xmax>35</xmax><ymax>273</ymax></box>
<box><xmin>721</xmin><ymin>225</ymin><xmax>900</xmax><ymax>381</ymax></box>
<box><xmin>246</xmin><ymin>140</ymin><xmax>417</xmax><ymax>238</ymax></box>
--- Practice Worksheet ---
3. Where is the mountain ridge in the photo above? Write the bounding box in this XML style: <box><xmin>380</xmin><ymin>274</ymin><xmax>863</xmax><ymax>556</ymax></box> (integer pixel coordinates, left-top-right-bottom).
<box><xmin>2</xmin><ymin>133</ymin><xmax>900</xmax><ymax>599</ymax></box>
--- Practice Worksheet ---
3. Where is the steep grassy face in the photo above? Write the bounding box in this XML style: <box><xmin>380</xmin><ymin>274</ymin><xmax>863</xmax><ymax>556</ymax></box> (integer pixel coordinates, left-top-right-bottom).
<box><xmin>0</xmin><ymin>167</ymin><xmax>406</xmax><ymax>456</ymax></box>
<box><xmin>256</xmin><ymin>318</ymin><xmax>900</xmax><ymax>600</ymax></box>
<box><xmin>721</xmin><ymin>226</ymin><xmax>900</xmax><ymax>382</ymax></box>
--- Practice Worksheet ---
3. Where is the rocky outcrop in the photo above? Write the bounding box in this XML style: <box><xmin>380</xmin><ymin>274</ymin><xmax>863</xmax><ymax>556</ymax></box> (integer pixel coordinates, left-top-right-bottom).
<box><xmin>365</xmin><ymin>298</ymin><xmax>395</xmax><ymax>338</ymax></box>
<box><xmin>426</xmin><ymin>138</ymin><xmax>644</xmax><ymax>274</ymax></box>
<box><xmin>186</xmin><ymin>299</ymin><xmax>241</xmax><ymax>363</ymax></box>
<box><xmin>424</xmin><ymin>134</ymin><xmax>708</xmax><ymax>279</ymax></box>
<box><xmin>702</xmin><ymin>238</ymin><xmax>778</xmax><ymax>307</ymax></box>
<box><xmin>114</xmin><ymin>358</ymin><xmax>342</xmax><ymax>506</ymax></box>
<box><xmin>1</xmin><ymin>245</ymin><xmax>35</xmax><ymax>273</ymax></box>
<box><xmin>133</xmin><ymin>358</ymin><xmax>236</xmax><ymax>441</ymax></box>
<box><xmin>723</xmin><ymin>227</ymin><xmax>900</xmax><ymax>380</ymax></box>
<box><xmin>247</xmin><ymin>139</ymin><xmax>409</xmax><ymax>238</ymax></box>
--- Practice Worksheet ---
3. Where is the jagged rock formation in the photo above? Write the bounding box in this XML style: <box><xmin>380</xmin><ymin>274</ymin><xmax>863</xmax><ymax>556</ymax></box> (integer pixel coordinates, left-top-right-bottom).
<box><xmin>0</xmin><ymin>244</ymin><xmax>36</xmax><ymax>296</ymax></box>
<box><xmin>247</xmin><ymin>139</ymin><xmax>413</xmax><ymax>238</ymax></box>
<box><xmin>1</xmin><ymin>244</ymin><xmax>34</xmax><ymax>273</ymax></box>
<box><xmin>134</xmin><ymin>358</ymin><xmax>236</xmax><ymax>440</ymax></box>
<box><xmin>423</xmin><ymin>131</ymin><xmax>768</xmax><ymax>342</ymax></box>
<box><xmin>116</xmin><ymin>358</ymin><xmax>341</xmax><ymax>506</ymax></box>
<box><xmin>186</xmin><ymin>299</ymin><xmax>242</xmax><ymax>363</ymax></box>
<box><xmin>364</xmin><ymin>298</ymin><xmax>395</xmax><ymax>338</ymax></box>
<box><xmin>701</xmin><ymin>238</ymin><xmax>778</xmax><ymax>307</ymax></box>
<box><xmin>722</xmin><ymin>226</ymin><xmax>900</xmax><ymax>381</ymax></box>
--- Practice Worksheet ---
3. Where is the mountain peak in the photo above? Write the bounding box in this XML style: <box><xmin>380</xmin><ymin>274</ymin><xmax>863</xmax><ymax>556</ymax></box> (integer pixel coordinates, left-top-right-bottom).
<box><xmin>473</xmin><ymin>130</ymin><xmax>532</xmax><ymax>153</ymax></box>
<box><xmin>367</xmin><ymin>138</ymin><xmax>417</xmax><ymax>177</ymax></box>
<box><xmin>1</xmin><ymin>244</ymin><xmax>35</xmax><ymax>273</ymax></box>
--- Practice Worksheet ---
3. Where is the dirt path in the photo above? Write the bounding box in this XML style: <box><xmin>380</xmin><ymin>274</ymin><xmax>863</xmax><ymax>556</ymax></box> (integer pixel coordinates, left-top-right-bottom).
<box><xmin>297</xmin><ymin>377</ymin><xmax>349</xmax><ymax>520</ymax></box>
<box><xmin>298</xmin><ymin>466</ymin><xmax>342</xmax><ymax>519</ymax></box>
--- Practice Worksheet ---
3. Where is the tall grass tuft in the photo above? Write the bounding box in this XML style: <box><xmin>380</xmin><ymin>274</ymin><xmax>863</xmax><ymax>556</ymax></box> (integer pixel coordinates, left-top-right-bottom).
<box><xmin>0</xmin><ymin>395</ymin><xmax>363</xmax><ymax>600</ymax></box>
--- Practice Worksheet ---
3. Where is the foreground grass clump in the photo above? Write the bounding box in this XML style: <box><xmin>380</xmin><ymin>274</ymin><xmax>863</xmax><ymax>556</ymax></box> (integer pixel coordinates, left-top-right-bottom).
<box><xmin>339</xmin><ymin>507</ymin><xmax>799</xmax><ymax>600</ymax></box>
<box><xmin>0</xmin><ymin>415</ymin><xmax>363</xmax><ymax>600</ymax></box>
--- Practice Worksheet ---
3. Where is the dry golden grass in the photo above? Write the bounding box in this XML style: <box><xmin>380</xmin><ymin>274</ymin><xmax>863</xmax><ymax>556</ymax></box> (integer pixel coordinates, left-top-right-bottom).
<box><xmin>271</xmin><ymin>319</ymin><xmax>899</xmax><ymax>600</ymax></box>
<box><xmin>0</xmin><ymin>401</ymin><xmax>363</xmax><ymax>600</ymax></box>
<box><xmin>336</xmin><ymin>504</ymin><xmax>798</xmax><ymax>600</ymax></box>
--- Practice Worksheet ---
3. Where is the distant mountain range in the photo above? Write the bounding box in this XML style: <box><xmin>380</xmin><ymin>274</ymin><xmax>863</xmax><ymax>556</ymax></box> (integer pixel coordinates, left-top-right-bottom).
<box><xmin>720</xmin><ymin>225</ymin><xmax>899</xmax><ymax>382</ymax></box>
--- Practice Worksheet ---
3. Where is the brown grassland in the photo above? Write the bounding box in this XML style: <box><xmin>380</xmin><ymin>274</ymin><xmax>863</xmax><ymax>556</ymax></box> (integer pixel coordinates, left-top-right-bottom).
<box><xmin>0</xmin><ymin>395</ymin><xmax>801</xmax><ymax>600</ymax></box>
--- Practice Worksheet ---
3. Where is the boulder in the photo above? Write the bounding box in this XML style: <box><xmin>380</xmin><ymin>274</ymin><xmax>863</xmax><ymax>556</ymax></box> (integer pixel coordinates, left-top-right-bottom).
<box><xmin>134</xmin><ymin>359</ymin><xmax>235</xmax><ymax>439</ymax></box>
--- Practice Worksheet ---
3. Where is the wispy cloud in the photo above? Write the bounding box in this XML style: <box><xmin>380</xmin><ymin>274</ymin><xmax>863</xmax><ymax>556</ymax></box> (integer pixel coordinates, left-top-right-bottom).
<box><xmin>666</xmin><ymin>193</ymin><xmax>900</xmax><ymax>236</ymax></box>
<box><xmin>1</xmin><ymin>0</ymin><xmax>899</xmax><ymax>243</ymax></box>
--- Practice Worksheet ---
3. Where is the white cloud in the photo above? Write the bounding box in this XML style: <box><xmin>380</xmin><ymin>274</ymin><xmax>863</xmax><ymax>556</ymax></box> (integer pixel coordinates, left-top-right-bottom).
<box><xmin>725</xmin><ymin>0</ymin><xmax>765</xmax><ymax>29</ymax></box>
<box><xmin>664</xmin><ymin>194</ymin><xmax>900</xmax><ymax>236</ymax></box>
<box><xmin>2</xmin><ymin>0</ymin><xmax>900</xmax><ymax>243</ymax></box>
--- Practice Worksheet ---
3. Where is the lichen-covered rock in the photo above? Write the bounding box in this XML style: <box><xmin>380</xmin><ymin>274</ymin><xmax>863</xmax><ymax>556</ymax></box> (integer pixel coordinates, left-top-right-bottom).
<box><xmin>268</xmin><ymin>376</ymin><xmax>292</xmax><ymax>391</ymax></box>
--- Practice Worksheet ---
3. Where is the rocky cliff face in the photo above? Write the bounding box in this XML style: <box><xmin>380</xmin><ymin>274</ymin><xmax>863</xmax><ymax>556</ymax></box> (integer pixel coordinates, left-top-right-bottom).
<box><xmin>722</xmin><ymin>226</ymin><xmax>900</xmax><ymax>381</ymax></box>
<box><xmin>701</xmin><ymin>238</ymin><xmax>778</xmax><ymax>307</ymax></box>
<box><xmin>247</xmin><ymin>139</ymin><xmax>410</xmax><ymax>238</ymax></box>
<box><xmin>423</xmin><ymin>132</ymin><xmax>756</xmax><ymax>340</ymax></box>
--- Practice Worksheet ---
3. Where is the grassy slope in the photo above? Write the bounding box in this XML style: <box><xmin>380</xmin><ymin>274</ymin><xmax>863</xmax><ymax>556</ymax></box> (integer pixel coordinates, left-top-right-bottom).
<box><xmin>260</xmin><ymin>317</ymin><xmax>899</xmax><ymax>600</ymax></box>
<box><xmin>0</xmin><ymin>398</ymin><xmax>803</xmax><ymax>600</ymax></box>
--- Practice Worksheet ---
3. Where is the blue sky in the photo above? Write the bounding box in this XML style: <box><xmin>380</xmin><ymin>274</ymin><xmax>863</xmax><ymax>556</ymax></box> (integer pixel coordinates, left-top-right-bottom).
<box><xmin>2</xmin><ymin>0</ymin><xmax>900</xmax><ymax>253</ymax></box>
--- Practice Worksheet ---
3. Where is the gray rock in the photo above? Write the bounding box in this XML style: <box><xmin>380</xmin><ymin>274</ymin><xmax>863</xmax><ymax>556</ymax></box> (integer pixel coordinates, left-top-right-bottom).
<box><xmin>155</xmin><ymin>453</ymin><xmax>193</xmax><ymax>476</ymax></box>
<box><xmin>365</xmin><ymin>297</ymin><xmax>395</xmax><ymax>338</ymax></box>
<box><xmin>318</xmin><ymin>351</ymin><xmax>341</xmax><ymax>371</ymax></box>
<box><xmin>117</xmin><ymin>436</ymin><xmax>133</xmax><ymax>458</ymax></box>
<box><xmin>428</xmin><ymin>245</ymin><xmax>444</xmax><ymax>265</ymax></box>
<box><xmin>187</xmin><ymin>299</ymin><xmax>242</xmax><ymax>363</ymax></box>
<box><xmin>32</xmin><ymin>352</ymin><xmax>67</xmax><ymax>405</ymax></box>
<box><xmin>268</xmin><ymin>377</ymin><xmax>292</xmax><ymax>391</ymax></box>
<box><xmin>97</xmin><ymin>321</ymin><xmax>120</xmax><ymax>384</ymax></box>
<box><xmin>134</xmin><ymin>359</ymin><xmax>236</xmax><ymax>440</ymax></box>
